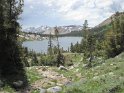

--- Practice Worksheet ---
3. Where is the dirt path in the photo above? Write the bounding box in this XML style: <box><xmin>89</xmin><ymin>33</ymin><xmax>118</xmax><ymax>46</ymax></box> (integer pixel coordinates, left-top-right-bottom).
<box><xmin>31</xmin><ymin>66</ymin><xmax>70</xmax><ymax>89</ymax></box>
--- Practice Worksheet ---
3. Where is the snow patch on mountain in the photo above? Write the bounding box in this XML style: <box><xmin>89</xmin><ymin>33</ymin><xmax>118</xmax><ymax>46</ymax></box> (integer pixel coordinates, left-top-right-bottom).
<box><xmin>23</xmin><ymin>25</ymin><xmax>83</xmax><ymax>35</ymax></box>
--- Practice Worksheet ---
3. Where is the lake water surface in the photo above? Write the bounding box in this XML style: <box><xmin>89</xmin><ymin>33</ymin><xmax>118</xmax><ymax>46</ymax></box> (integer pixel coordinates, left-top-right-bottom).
<box><xmin>22</xmin><ymin>37</ymin><xmax>82</xmax><ymax>53</ymax></box>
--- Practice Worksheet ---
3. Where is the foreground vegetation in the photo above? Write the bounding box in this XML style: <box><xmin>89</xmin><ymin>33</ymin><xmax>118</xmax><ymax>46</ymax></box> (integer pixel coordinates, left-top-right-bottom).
<box><xmin>0</xmin><ymin>52</ymin><xmax>123</xmax><ymax>93</ymax></box>
<box><xmin>29</xmin><ymin>52</ymin><xmax>124</xmax><ymax>93</ymax></box>
<box><xmin>61</xmin><ymin>53</ymin><xmax>124</xmax><ymax>93</ymax></box>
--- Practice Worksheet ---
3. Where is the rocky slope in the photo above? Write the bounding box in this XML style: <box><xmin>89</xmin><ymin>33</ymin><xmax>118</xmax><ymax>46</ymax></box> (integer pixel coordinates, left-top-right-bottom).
<box><xmin>95</xmin><ymin>12</ymin><xmax>124</xmax><ymax>28</ymax></box>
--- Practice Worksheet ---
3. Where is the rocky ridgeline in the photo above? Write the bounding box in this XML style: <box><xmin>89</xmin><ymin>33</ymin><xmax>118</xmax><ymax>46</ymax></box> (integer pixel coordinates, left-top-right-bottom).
<box><xmin>23</xmin><ymin>25</ymin><xmax>83</xmax><ymax>35</ymax></box>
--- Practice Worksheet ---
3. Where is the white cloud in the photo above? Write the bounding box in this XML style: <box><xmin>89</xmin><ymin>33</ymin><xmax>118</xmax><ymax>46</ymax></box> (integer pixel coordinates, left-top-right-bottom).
<box><xmin>95</xmin><ymin>0</ymin><xmax>113</xmax><ymax>8</ymax></box>
<box><xmin>119</xmin><ymin>0</ymin><xmax>124</xmax><ymax>11</ymax></box>
<box><xmin>42</xmin><ymin>0</ymin><xmax>55</xmax><ymax>6</ymax></box>
<box><xmin>29</xmin><ymin>5</ymin><xmax>34</xmax><ymax>9</ymax></box>
<box><xmin>23</xmin><ymin>0</ymin><xmax>124</xmax><ymax>27</ymax></box>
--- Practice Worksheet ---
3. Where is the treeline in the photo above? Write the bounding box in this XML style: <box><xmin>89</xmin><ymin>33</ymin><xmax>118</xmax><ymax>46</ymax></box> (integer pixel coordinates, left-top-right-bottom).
<box><xmin>104</xmin><ymin>12</ymin><xmax>124</xmax><ymax>57</ymax></box>
<box><xmin>22</xmin><ymin>48</ymin><xmax>68</xmax><ymax>67</ymax></box>
<box><xmin>22</xmin><ymin>30</ymin><xmax>83</xmax><ymax>37</ymax></box>
<box><xmin>70</xmin><ymin>12</ymin><xmax>124</xmax><ymax>67</ymax></box>
<box><xmin>59</xmin><ymin>31</ymin><xmax>82</xmax><ymax>37</ymax></box>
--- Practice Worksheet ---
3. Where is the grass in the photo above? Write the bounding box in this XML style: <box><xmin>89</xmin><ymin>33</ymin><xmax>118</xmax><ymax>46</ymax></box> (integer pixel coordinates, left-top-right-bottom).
<box><xmin>31</xmin><ymin>89</ymin><xmax>40</xmax><ymax>93</ymax></box>
<box><xmin>60</xmin><ymin>52</ymin><xmax>124</xmax><ymax>93</ymax></box>
<box><xmin>0</xmin><ymin>85</ymin><xmax>15</xmax><ymax>93</ymax></box>
<box><xmin>0</xmin><ymin>67</ymin><xmax>42</xmax><ymax>93</ymax></box>
<box><xmin>26</xmin><ymin>67</ymin><xmax>42</xmax><ymax>84</ymax></box>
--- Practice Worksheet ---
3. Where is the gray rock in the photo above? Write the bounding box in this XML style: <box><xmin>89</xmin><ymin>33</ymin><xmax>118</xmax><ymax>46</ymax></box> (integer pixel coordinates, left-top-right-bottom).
<box><xmin>47</xmin><ymin>86</ymin><xmax>62</xmax><ymax>93</ymax></box>
<box><xmin>58</xmin><ymin>66</ymin><xmax>68</xmax><ymax>71</ymax></box>
<box><xmin>64</xmin><ymin>81</ymin><xmax>73</xmax><ymax>86</ymax></box>
<box><xmin>82</xmin><ymin>64</ymin><xmax>87</xmax><ymax>67</ymax></box>
<box><xmin>0</xmin><ymin>80</ymin><xmax>4</xmax><ymax>87</ymax></box>
<box><xmin>12</xmin><ymin>80</ymin><xmax>23</xmax><ymax>88</ymax></box>
<box><xmin>40</xmin><ymin>88</ymin><xmax>47</xmax><ymax>93</ymax></box>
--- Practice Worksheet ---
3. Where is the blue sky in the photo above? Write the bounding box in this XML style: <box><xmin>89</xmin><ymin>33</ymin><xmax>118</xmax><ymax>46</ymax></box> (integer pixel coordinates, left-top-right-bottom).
<box><xmin>20</xmin><ymin>0</ymin><xmax>124</xmax><ymax>28</ymax></box>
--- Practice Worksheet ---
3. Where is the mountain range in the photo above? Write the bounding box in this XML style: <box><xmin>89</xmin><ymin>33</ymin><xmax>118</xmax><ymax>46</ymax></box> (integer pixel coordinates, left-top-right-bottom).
<box><xmin>23</xmin><ymin>25</ymin><xmax>83</xmax><ymax>35</ymax></box>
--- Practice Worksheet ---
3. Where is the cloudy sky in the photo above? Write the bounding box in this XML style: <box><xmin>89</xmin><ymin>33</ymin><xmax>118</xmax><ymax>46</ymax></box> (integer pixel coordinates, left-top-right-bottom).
<box><xmin>20</xmin><ymin>0</ymin><xmax>124</xmax><ymax>28</ymax></box>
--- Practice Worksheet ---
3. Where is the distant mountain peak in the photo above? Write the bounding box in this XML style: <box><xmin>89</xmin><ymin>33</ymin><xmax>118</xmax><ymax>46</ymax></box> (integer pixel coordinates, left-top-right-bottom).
<box><xmin>23</xmin><ymin>25</ymin><xmax>83</xmax><ymax>35</ymax></box>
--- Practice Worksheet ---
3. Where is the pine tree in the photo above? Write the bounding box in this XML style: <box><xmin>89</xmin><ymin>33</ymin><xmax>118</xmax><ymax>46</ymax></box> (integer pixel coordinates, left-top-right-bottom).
<box><xmin>48</xmin><ymin>32</ymin><xmax>53</xmax><ymax>55</ymax></box>
<box><xmin>70</xmin><ymin>43</ymin><xmax>74</xmax><ymax>53</ymax></box>
<box><xmin>54</xmin><ymin>27</ymin><xmax>65</xmax><ymax>67</ymax></box>
<box><xmin>0</xmin><ymin>0</ymin><xmax>28</xmax><ymax>89</ymax></box>
<box><xmin>0</xmin><ymin>0</ymin><xmax>5</xmax><ymax>80</ymax></box>
<box><xmin>82</xmin><ymin>20</ymin><xmax>96</xmax><ymax>67</ymax></box>
<box><xmin>53</xmin><ymin>46</ymin><xmax>58</xmax><ymax>54</ymax></box>
<box><xmin>105</xmin><ymin>12</ymin><xmax>124</xmax><ymax>58</ymax></box>
<box><xmin>31</xmin><ymin>53</ymin><xmax>39</xmax><ymax>66</ymax></box>
<box><xmin>82</xmin><ymin>20</ymin><xmax>89</xmax><ymax>57</ymax></box>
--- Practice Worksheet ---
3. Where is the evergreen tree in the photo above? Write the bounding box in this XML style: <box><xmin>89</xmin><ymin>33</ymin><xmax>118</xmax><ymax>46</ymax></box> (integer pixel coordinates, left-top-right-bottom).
<box><xmin>54</xmin><ymin>27</ymin><xmax>65</xmax><ymax>67</ymax></box>
<box><xmin>48</xmin><ymin>32</ymin><xmax>53</xmax><ymax>55</ymax></box>
<box><xmin>22</xmin><ymin>47</ymin><xmax>30</xmax><ymax>67</ymax></box>
<box><xmin>70</xmin><ymin>43</ymin><xmax>74</xmax><ymax>53</ymax></box>
<box><xmin>105</xmin><ymin>12</ymin><xmax>124</xmax><ymax>58</ymax></box>
<box><xmin>82</xmin><ymin>20</ymin><xmax>89</xmax><ymax>57</ymax></box>
<box><xmin>31</xmin><ymin>53</ymin><xmax>39</xmax><ymax>66</ymax></box>
<box><xmin>82</xmin><ymin>20</ymin><xmax>96</xmax><ymax>67</ymax></box>
<box><xmin>0</xmin><ymin>0</ymin><xmax>28</xmax><ymax>89</ymax></box>
<box><xmin>53</xmin><ymin>46</ymin><xmax>58</xmax><ymax>54</ymax></box>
